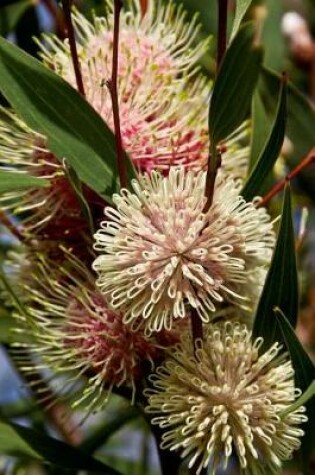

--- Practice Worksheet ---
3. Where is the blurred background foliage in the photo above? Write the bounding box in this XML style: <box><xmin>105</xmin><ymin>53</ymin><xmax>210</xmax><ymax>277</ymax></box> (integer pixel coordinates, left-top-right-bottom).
<box><xmin>0</xmin><ymin>1</ymin><xmax>314</xmax><ymax>474</ymax></box>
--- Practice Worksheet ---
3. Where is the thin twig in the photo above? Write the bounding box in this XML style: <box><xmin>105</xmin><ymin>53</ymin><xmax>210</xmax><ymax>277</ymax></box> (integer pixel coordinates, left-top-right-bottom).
<box><xmin>258</xmin><ymin>148</ymin><xmax>315</xmax><ymax>207</ymax></box>
<box><xmin>140</xmin><ymin>0</ymin><xmax>148</xmax><ymax>17</ymax></box>
<box><xmin>107</xmin><ymin>0</ymin><xmax>127</xmax><ymax>189</ymax></box>
<box><xmin>61</xmin><ymin>0</ymin><xmax>85</xmax><ymax>97</ymax></box>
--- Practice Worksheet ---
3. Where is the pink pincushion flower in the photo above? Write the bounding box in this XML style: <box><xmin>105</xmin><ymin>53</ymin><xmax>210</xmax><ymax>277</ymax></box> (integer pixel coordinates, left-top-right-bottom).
<box><xmin>93</xmin><ymin>167</ymin><xmax>275</xmax><ymax>334</ymax></box>
<box><xmin>12</xmin><ymin>250</ymin><xmax>185</xmax><ymax>411</ymax></box>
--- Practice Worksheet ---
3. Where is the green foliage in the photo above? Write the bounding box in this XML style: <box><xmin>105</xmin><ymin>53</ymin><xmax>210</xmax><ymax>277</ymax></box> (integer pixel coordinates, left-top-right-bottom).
<box><xmin>209</xmin><ymin>22</ymin><xmax>263</xmax><ymax>150</ymax></box>
<box><xmin>0</xmin><ymin>36</ymin><xmax>136</xmax><ymax>203</ymax></box>
<box><xmin>241</xmin><ymin>76</ymin><xmax>287</xmax><ymax>200</ymax></box>
<box><xmin>252</xmin><ymin>186</ymin><xmax>298</xmax><ymax>352</ymax></box>
<box><xmin>259</xmin><ymin>68</ymin><xmax>315</xmax><ymax>161</ymax></box>
<box><xmin>0</xmin><ymin>0</ymin><xmax>33</xmax><ymax>35</ymax></box>
<box><xmin>0</xmin><ymin>169</ymin><xmax>49</xmax><ymax>193</ymax></box>
<box><xmin>274</xmin><ymin>310</ymin><xmax>315</xmax><ymax>470</ymax></box>
<box><xmin>0</xmin><ymin>420</ymin><xmax>123</xmax><ymax>474</ymax></box>
<box><xmin>230</xmin><ymin>0</ymin><xmax>253</xmax><ymax>39</ymax></box>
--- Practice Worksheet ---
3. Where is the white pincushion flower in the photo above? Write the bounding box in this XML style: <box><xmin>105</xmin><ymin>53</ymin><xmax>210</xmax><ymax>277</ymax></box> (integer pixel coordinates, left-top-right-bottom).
<box><xmin>93</xmin><ymin>168</ymin><xmax>275</xmax><ymax>333</ymax></box>
<box><xmin>145</xmin><ymin>322</ymin><xmax>307</xmax><ymax>475</ymax></box>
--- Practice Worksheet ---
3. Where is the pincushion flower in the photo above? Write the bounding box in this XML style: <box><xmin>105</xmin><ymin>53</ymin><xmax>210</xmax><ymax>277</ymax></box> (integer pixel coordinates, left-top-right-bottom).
<box><xmin>145</xmin><ymin>322</ymin><xmax>307</xmax><ymax>475</ymax></box>
<box><xmin>38</xmin><ymin>0</ymin><xmax>249</xmax><ymax>176</ymax></box>
<box><xmin>0</xmin><ymin>0</ymin><xmax>250</xmax><ymax>242</ymax></box>
<box><xmin>12</xmin><ymin>250</ymin><xmax>184</xmax><ymax>411</ymax></box>
<box><xmin>93</xmin><ymin>167</ymin><xmax>275</xmax><ymax>333</ymax></box>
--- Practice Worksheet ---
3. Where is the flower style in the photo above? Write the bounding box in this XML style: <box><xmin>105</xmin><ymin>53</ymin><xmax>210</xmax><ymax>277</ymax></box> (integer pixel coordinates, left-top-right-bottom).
<box><xmin>12</xmin><ymin>250</ymin><xmax>183</xmax><ymax>411</ymax></box>
<box><xmin>93</xmin><ymin>167</ymin><xmax>275</xmax><ymax>333</ymax></box>
<box><xmin>145</xmin><ymin>322</ymin><xmax>307</xmax><ymax>475</ymax></box>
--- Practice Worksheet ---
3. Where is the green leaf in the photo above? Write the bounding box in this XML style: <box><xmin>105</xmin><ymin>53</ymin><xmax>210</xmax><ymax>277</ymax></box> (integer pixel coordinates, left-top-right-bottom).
<box><xmin>274</xmin><ymin>310</ymin><xmax>315</xmax><ymax>468</ymax></box>
<box><xmin>0</xmin><ymin>0</ymin><xmax>33</xmax><ymax>34</ymax></box>
<box><xmin>0</xmin><ymin>420</ymin><xmax>123</xmax><ymax>474</ymax></box>
<box><xmin>248</xmin><ymin>90</ymin><xmax>271</xmax><ymax>171</ymax></box>
<box><xmin>63</xmin><ymin>162</ymin><xmax>95</xmax><ymax>235</ymax></box>
<box><xmin>0</xmin><ymin>169</ymin><xmax>49</xmax><ymax>194</ymax></box>
<box><xmin>260</xmin><ymin>68</ymin><xmax>315</xmax><ymax>161</ymax></box>
<box><xmin>209</xmin><ymin>22</ymin><xmax>263</xmax><ymax>149</ymax></box>
<box><xmin>0</xmin><ymin>308</ymin><xmax>16</xmax><ymax>343</ymax></box>
<box><xmin>252</xmin><ymin>186</ymin><xmax>298</xmax><ymax>352</ymax></box>
<box><xmin>230</xmin><ymin>1</ymin><xmax>253</xmax><ymax>40</ymax></box>
<box><xmin>0</xmin><ymin>36</ymin><xmax>136</xmax><ymax>203</ymax></box>
<box><xmin>241</xmin><ymin>75</ymin><xmax>286</xmax><ymax>201</ymax></box>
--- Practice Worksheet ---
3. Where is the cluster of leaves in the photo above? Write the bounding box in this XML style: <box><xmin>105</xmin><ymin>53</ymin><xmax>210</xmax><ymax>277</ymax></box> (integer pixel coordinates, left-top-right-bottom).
<box><xmin>0</xmin><ymin>1</ymin><xmax>314</xmax><ymax>474</ymax></box>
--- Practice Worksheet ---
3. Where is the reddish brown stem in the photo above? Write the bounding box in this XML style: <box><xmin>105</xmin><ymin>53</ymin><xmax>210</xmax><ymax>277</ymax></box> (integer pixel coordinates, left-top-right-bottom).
<box><xmin>203</xmin><ymin>1</ymin><xmax>228</xmax><ymax>211</ymax></box>
<box><xmin>61</xmin><ymin>0</ymin><xmax>85</xmax><ymax>97</ymax></box>
<box><xmin>204</xmin><ymin>150</ymin><xmax>222</xmax><ymax>213</ymax></box>
<box><xmin>140</xmin><ymin>0</ymin><xmax>148</xmax><ymax>16</ymax></box>
<box><xmin>216</xmin><ymin>0</ymin><xmax>228</xmax><ymax>71</ymax></box>
<box><xmin>0</xmin><ymin>210</ymin><xmax>24</xmax><ymax>242</ymax></box>
<box><xmin>190</xmin><ymin>307</ymin><xmax>203</xmax><ymax>354</ymax></box>
<box><xmin>108</xmin><ymin>0</ymin><xmax>127</xmax><ymax>189</ymax></box>
<box><xmin>258</xmin><ymin>148</ymin><xmax>315</xmax><ymax>207</ymax></box>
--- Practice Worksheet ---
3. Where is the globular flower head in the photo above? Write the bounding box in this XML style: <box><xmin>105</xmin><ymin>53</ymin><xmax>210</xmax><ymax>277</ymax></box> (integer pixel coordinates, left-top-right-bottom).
<box><xmin>12</xmin><ymin>250</ymin><xmax>184</xmax><ymax>411</ymax></box>
<box><xmin>145</xmin><ymin>322</ymin><xmax>307</xmax><ymax>475</ymax></box>
<box><xmin>93</xmin><ymin>167</ymin><xmax>275</xmax><ymax>333</ymax></box>
<box><xmin>37</xmin><ymin>1</ymin><xmax>250</xmax><ymax>178</ymax></box>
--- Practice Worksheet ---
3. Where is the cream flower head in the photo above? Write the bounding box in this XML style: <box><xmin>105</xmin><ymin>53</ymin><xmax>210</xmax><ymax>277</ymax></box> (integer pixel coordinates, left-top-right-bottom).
<box><xmin>145</xmin><ymin>322</ymin><xmax>307</xmax><ymax>474</ymax></box>
<box><xmin>93</xmin><ymin>167</ymin><xmax>275</xmax><ymax>333</ymax></box>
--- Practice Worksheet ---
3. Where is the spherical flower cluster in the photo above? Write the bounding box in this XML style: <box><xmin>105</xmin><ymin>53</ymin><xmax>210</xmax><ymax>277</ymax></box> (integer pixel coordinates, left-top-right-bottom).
<box><xmin>38</xmin><ymin>1</ymin><xmax>250</xmax><ymax>177</ymax></box>
<box><xmin>145</xmin><ymin>322</ymin><xmax>307</xmax><ymax>475</ymax></box>
<box><xmin>38</xmin><ymin>0</ymin><xmax>210</xmax><ymax>173</ymax></box>
<box><xmin>12</xmin><ymin>250</ymin><xmax>184</xmax><ymax>411</ymax></box>
<box><xmin>93</xmin><ymin>167</ymin><xmax>275</xmax><ymax>333</ymax></box>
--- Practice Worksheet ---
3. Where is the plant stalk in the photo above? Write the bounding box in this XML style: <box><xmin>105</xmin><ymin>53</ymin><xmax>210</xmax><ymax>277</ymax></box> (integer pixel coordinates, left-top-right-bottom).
<box><xmin>258</xmin><ymin>148</ymin><xmax>315</xmax><ymax>207</ymax></box>
<box><xmin>108</xmin><ymin>0</ymin><xmax>128</xmax><ymax>189</ymax></box>
<box><xmin>61</xmin><ymin>0</ymin><xmax>85</xmax><ymax>97</ymax></box>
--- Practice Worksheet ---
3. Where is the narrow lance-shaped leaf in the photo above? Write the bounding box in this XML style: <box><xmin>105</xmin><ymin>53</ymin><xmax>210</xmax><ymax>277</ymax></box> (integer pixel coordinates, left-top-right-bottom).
<box><xmin>252</xmin><ymin>185</ymin><xmax>298</xmax><ymax>352</ymax></box>
<box><xmin>209</xmin><ymin>22</ymin><xmax>263</xmax><ymax>150</ymax></box>
<box><xmin>0</xmin><ymin>36</ymin><xmax>136</xmax><ymax>203</ymax></box>
<box><xmin>260</xmin><ymin>67</ymin><xmax>315</xmax><ymax>161</ymax></box>
<box><xmin>230</xmin><ymin>0</ymin><xmax>253</xmax><ymax>40</ymax></box>
<box><xmin>241</xmin><ymin>75</ymin><xmax>287</xmax><ymax>201</ymax></box>
<box><xmin>0</xmin><ymin>420</ymin><xmax>123</xmax><ymax>475</ymax></box>
<box><xmin>274</xmin><ymin>309</ymin><xmax>315</xmax><ymax>471</ymax></box>
<box><xmin>0</xmin><ymin>169</ymin><xmax>49</xmax><ymax>194</ymax></box>
<box><xmin>248</xmin><ymin>90</ymin><xmax>271</xmax><ymax>171</ymax></box>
